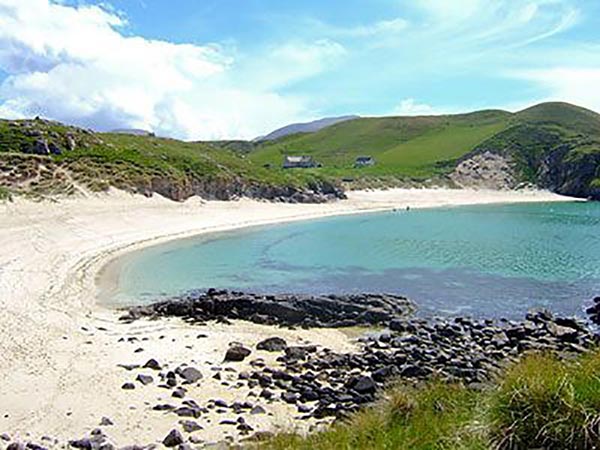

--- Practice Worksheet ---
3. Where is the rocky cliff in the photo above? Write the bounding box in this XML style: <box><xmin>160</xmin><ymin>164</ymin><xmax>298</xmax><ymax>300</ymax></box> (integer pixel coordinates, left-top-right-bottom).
<box><xmin>450</xmin><ymin>104</ymin><xmax>600</xmax><ymax>200</ymax></box>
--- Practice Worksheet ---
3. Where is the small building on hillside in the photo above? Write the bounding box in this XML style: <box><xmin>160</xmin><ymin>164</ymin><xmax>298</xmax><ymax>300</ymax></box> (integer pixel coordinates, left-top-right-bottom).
<box><xmin>354</xmin><ymin>156</ymin><xmax>375</xmax><ymax>167</ymax></box>
<box><xmin>283</xmin><ymin>155</ymin><xmax>318</xmax><ymax>169</ymax></box>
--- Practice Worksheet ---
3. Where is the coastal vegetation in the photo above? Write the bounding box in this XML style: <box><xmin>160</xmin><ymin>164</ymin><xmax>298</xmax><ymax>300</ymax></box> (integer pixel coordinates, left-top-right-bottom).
<box><xmin>0</xmin><ymin>119</ymin><xmax>342</xmax><ymax>202</ymax></box>
<box><xmin>263</xmin><ymin>350</ymin><xmax>600</xmax><ymax>450</ymax></box>
<box><xmin>250</xmin><ymin>102</ymin><xmax>600</xmax><ymax>199</ymax></box>
<box><xmin>0</xmin><ymin>102</ymin><xmax>599</xmax><ymax>200</ymax></box>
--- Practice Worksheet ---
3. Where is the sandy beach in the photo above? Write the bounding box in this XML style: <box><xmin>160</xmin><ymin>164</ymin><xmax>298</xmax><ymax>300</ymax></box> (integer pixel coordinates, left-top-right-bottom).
<box><xmin>0</xmin><ymin>188</ymin><xmax>576</xmax><ymax>447</ymax></box>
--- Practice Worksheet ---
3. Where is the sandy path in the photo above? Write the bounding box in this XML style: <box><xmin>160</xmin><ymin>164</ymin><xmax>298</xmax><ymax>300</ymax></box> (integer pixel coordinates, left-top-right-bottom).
<box><xmin>0</xmin><ymin>188</ymin><xmax>575</xmax><ymax>447</ymax></box>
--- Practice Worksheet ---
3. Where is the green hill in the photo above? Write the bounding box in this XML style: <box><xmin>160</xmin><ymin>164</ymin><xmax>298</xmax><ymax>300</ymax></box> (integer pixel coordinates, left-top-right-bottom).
<box><xmin>250</xmin><ymin>110</ymin><xmax>511</xmax><ymax>178</ymax></box>
<box><xmin>1</xmin><ymin>102</ymin><xmax>599</xmax><ymax>201</ymax></box>
<box><xmin>249</xmin><ymin>102</ymin><xmax>600</xmax><ymax>199</ymax></box>
<box><xmin>0</xmin><ymin>119</ymin><xmax>343</xmax><ymax>202</ymax></box>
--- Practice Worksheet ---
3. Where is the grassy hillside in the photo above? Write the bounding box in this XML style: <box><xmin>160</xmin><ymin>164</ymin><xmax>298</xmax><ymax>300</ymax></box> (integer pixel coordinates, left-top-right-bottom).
<box><xmin>264</xmin><ymin>350</ymin><xmax>600</xmax><ymax>450</ymax></box>
<box><xmin>249</xmin><ymin>102</ymin><xmax>600</xmax><ymax>198</ymax></box>
<box><xmin>250</xmin><ymin>110</ymin><xmax>511</xmax><ymax>179</ymax></box>
<box><xmin>1</xmin><ymin>102</ymin><xmax>599</xmax><ymax>200</ymax></box>
<box><xmin>0</xmin><ymin>119</ymin><xmax>341</xmax><ymax>201</ymax></box>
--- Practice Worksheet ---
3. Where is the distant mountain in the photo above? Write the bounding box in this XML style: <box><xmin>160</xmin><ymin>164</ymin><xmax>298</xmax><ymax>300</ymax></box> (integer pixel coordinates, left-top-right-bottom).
<box><xmin>111</xmin><ymin>128</ymin><xmax>155</xmax><ymax>136</ymax></box>
<box><xmin>256</xmin><ymin>115</ymin><xmax>360</xmax><ymax>142</ymax></box>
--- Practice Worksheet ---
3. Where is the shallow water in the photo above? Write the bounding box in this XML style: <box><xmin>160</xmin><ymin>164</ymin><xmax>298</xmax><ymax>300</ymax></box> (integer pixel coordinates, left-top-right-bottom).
<box><xmin>102</xmin><ymin>202</ymin><xmax>600</xmax><ymax>319</ymax></box>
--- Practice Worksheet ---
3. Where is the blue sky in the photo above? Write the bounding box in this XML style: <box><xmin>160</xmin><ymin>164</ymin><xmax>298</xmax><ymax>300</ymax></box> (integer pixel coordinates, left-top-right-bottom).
<box><xmin>1</xmin><ymin>0</ymin><xmax>600</xmax><ymax>139</ymax></box>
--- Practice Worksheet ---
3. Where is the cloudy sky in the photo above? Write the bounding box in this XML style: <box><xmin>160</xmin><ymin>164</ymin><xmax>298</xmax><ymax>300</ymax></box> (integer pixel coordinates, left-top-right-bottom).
<box><xmin>0</xmin><ymin>0</ymin><xmax>599</xmax><ymax>140</ymax></box>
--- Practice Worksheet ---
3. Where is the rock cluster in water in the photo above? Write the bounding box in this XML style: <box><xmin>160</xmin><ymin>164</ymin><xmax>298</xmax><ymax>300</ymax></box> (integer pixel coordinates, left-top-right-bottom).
<box><xmin>586</xmin><ymin>296</ymin><xmax>600</xmax><ymax>325</ymax></box>
<box><xmin>120</xmin><ymin>289</ymin><xmax>416</xmax><ymax>328</ymax></box>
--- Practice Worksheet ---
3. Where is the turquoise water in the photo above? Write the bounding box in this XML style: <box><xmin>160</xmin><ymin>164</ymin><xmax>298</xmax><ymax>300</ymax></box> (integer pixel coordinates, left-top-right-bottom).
<box><xmin>104</xmin><ymin>202</ymin><xmax>600</xmax><ymax>319</ymax></box>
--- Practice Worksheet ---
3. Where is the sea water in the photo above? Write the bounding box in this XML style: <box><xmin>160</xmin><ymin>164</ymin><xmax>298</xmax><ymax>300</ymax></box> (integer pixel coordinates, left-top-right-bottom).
<box><xmin>101</xmin><ymin>202</ymin><xmax>600</xmax><ymax>319</ymax></box>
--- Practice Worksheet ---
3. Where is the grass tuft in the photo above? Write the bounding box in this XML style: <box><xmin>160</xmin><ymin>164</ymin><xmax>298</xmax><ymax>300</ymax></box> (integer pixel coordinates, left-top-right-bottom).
<box><xmin>490</xmin><ymin>352</ymin><xmax>600</xmax><ymax>449</ymax></box>
<box><xmin>261</xmin><ymin>350</ymin><xmax>600</xmax><ymax>450</ymax></box>
<box><xmin>0</xmin><ymin>186</ymin><xmax>12</xmax><ymax>201</ymax></box>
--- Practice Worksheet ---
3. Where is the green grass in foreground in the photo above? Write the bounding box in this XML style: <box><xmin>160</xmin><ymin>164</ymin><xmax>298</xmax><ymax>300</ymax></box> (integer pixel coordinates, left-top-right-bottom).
<box><xmin>261</xmin><ymin>350</ymin><xmax>600</xmax><ymax>450</ymax></box>
<box><xmin>0</xmin><ymin>186</ymin><xmax>12</xmax><ymax>201</ymax></box>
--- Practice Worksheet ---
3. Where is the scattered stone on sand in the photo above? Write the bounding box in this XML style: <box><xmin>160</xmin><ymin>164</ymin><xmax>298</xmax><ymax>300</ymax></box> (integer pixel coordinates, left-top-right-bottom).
<box><xmin>143</xmin><ymin>358</ymin><xmax>162</xmax><ymax>370</ymax></box>
<box><xmin>172</xmin><ymin>387</ymin><xmax>187</xmax><ymax>398</ymax></box>
<box><xmin>136</xmin><ymin>374</ymin><xmax>153</xmax><ymax>385</ymax></box>
<box><xmin>224</xmin><ymin>345</ymin><xmax>252</xmax><ymax>362</ymax></box>
<box><xmin>256</xmin><ymin>337</ymin><xmax>288</xmax><ymax>352</ymax></box>
<box><xmin>99</xmin><ymin>417</ymin><xmax>114</xmax><ymax>426</ymax></box>
<box><xmin>162</xmin><ymin>429</ymin><xmax>184</xmax><ymax>447</ymax></box>
<box><xmin>179</xmin><ymin>420</ymin><xmax>203</xmax><ymax>433</ymax></box>
<box><xmin>177</xmin><ymin>367</ymin><xmax>203</xmax><ymax>384</ymax></box>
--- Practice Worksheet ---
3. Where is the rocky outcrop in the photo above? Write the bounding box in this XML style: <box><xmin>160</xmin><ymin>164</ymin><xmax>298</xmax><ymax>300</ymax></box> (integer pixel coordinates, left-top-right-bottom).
<box><xmin>586</xmin><ymin>296</ymin><xmax>600</xmax><ymax>324</ymax></box>
<box><xmin>538</xmin><ymin>144</ymin><xmax>600</xmax><ymax>200</ymax></box>
<box><xmin>121</xmin><ymin>289</ymin><xmax>415</xmax><ymax>328</ymax></box>
<box><xmin>450</xmin><ymin>151</ymin><xmax>517</xmax><ymax>190</ymax></box>
<box><xmin>454</xmin><ymin>122</ymin><xmax>600</xmax><ymax>200</ymax></box>
<box><xmin>138</xmin><ymin>177</ymin><xmax>346</xmax><ymax>203</ymax></box>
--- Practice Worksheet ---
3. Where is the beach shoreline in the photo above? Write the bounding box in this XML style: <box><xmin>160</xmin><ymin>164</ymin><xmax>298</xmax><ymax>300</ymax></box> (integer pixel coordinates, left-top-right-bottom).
<box><xmin>0</xmin><ymin>188</ymin><xmax>578</xmax><ymax>447</ymax></box>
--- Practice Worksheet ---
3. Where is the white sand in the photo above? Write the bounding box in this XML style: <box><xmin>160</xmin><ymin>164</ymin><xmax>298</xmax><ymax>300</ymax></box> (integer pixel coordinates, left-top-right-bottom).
<box><xmin>0</xmin><ymin>188</ymin><xmax>576</xmax><ymax>447</ymax></box>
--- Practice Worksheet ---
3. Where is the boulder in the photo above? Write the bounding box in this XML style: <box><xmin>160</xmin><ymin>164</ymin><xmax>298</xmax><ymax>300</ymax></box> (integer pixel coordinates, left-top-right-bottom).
<box><xmin>143</xmin><ymin>358</ymin><xmax>161</xmax><ymax>370</ymax></box>
<box><xmin>162</xmin><ymin>429</ymin><xmax>184</xmax><ymax>447</ymax></box>
<box><xmin>224</xmin><ymin>345</ymin><xmax>251</xmax><ymax>362</ymax></box>
<box><xmin>347</xmin><ymin>375</ymin><xmax>377</xmax><ymax>394</ymax></box>
<box><xmin>177</xmin><ymin>367</ymin><xmax>203</xmax><ymax>384</ymax></box>
<box><xmin>136</xmin><ymin>374</ymin><xmax>153</xmax><ymax>385</ymax></box>
<box><xmin>256</xmin><ymin>337</ymin><xmax>287</xmax><ymax>352</ymax></box>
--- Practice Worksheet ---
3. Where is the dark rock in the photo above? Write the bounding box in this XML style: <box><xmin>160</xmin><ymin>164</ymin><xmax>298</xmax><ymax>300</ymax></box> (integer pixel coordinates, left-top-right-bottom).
<box><xmin>7</xmin><ymin>444</ymin><xmax>25</xmax><ymax>450</ymax></box>
<box><xmin>68</xmin><ymin>438</ymin><xmax>92</xmax><ymax>450</ymax></box>
<box><xmin>25</xmin><ymin>444</ymin><xmax>47</xmax><ymax>450</ymax></box>
<box><xmin>172</xmin><ymin>388</ymin><xmax>186</xmax><ymax>399</ymax></box>
<box><xmin>347</xmin><ymin>376</ymin><xmax>377</xmax><ymax>394</ymax></box>
<box><xmin>117</xmin><ymin>364</ymin><xmax>140</xmax><ymax>371</ymax></box>
<box><xmin>214</xmin><ymin>399</ymin><xmax>228</xmax><ymax>408</ymax></box>
<box><xmin>224</xmin><ymin>345</ymin><xmax>251</xmax><ymax>362</ymax></box>
<box><xmin>257</xmin><ymin>337</ymin><xmax>287</xmax><ymax>352</ymax></box>
<box><xmin>259</xmin><ymin>389</ymin><xmax>274</xmax><ymax>400</ymax></box>
<box><xmin>219</xmin><ymin>420</ymin><xmax>237</xmax><ymax>426</ymax></box>
<box><xmin>136</xmin><ymin>374</ymin><xmax>153</xmax><ymax>385</ymax></box>
<box><xmin>121</xmin><ymin>383</ymin><xmax>135</xmax><ymax>390</ymax></box>
<box><xmin>123</xmin><ymin>291</ymin><xmax>414</xmax><ymax>329</ymax></box>
<box><xmin>153</xmin><ymin>404</ymin><xmax>176</xmax><ymax>411</ymax></box>
<box><xmin>174</xmin><ymin>407</ymin><xmax>201</xmax><ymax>418</ymax></box>
<box><xmin>162</xmin><ymin>429</ymin><xmax>184</xmax><ymax>447</ymax></box>
<box><xmin>179</xmin><ymin>420</ymin><xmax>203</xmax><ymax>433</ymax></box>
<box><xmin>250</xmin><ymin>405</ymin><xmax>266</xmax><ymax>415</ymax></box>
<box><xmin>281</xmin><ymin>392</ymin><xmax>299</xmax><ymax>404</ymax></box>
<box><xmin>177</xmin><ymin>367</ymin><xmax>203</xmax><ymax>384</ymax></box>
<box><xmin>284</xmin><ymin>346</ymin><xmax>308</xmax><ymax>361</ymax></box>
<box><xmin>237</xmin><ymin>423</ymin><xmax>254</xmax><ymax>433</ymax></box>
<box><xmin>99</xmin><ymin>417</ymin><xmax>114</xmax><ymax>426</ymax></box>
<box><xmin>143</xmin><ymin>359</ymin><xmax>162</xmax><ymax>370</ymax></box>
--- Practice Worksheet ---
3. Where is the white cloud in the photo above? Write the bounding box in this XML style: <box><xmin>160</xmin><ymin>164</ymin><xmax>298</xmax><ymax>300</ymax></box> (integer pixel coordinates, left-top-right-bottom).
<box><xmin>411</xmin><ymin>0</ymin><xmax>579</xmax><ymax>52</ymax></box>
<box><xmin>340</xmin><ymin>18</ymin><xmax>408</xmax><ymax>38</ymax></box>
<box><xmin>0</xmin><ymin>0</ymin><xmax>343</xmax><ymax>139</ymax></box>
<box><xmin>391</xmin><ymin>98</ymin><xmax>457</xmax><ymax>116</ymax></box>
<box><xmin>510</xmin><ymin>68</ymin><xmax>600</xmax><ymax>113</ymax></box>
